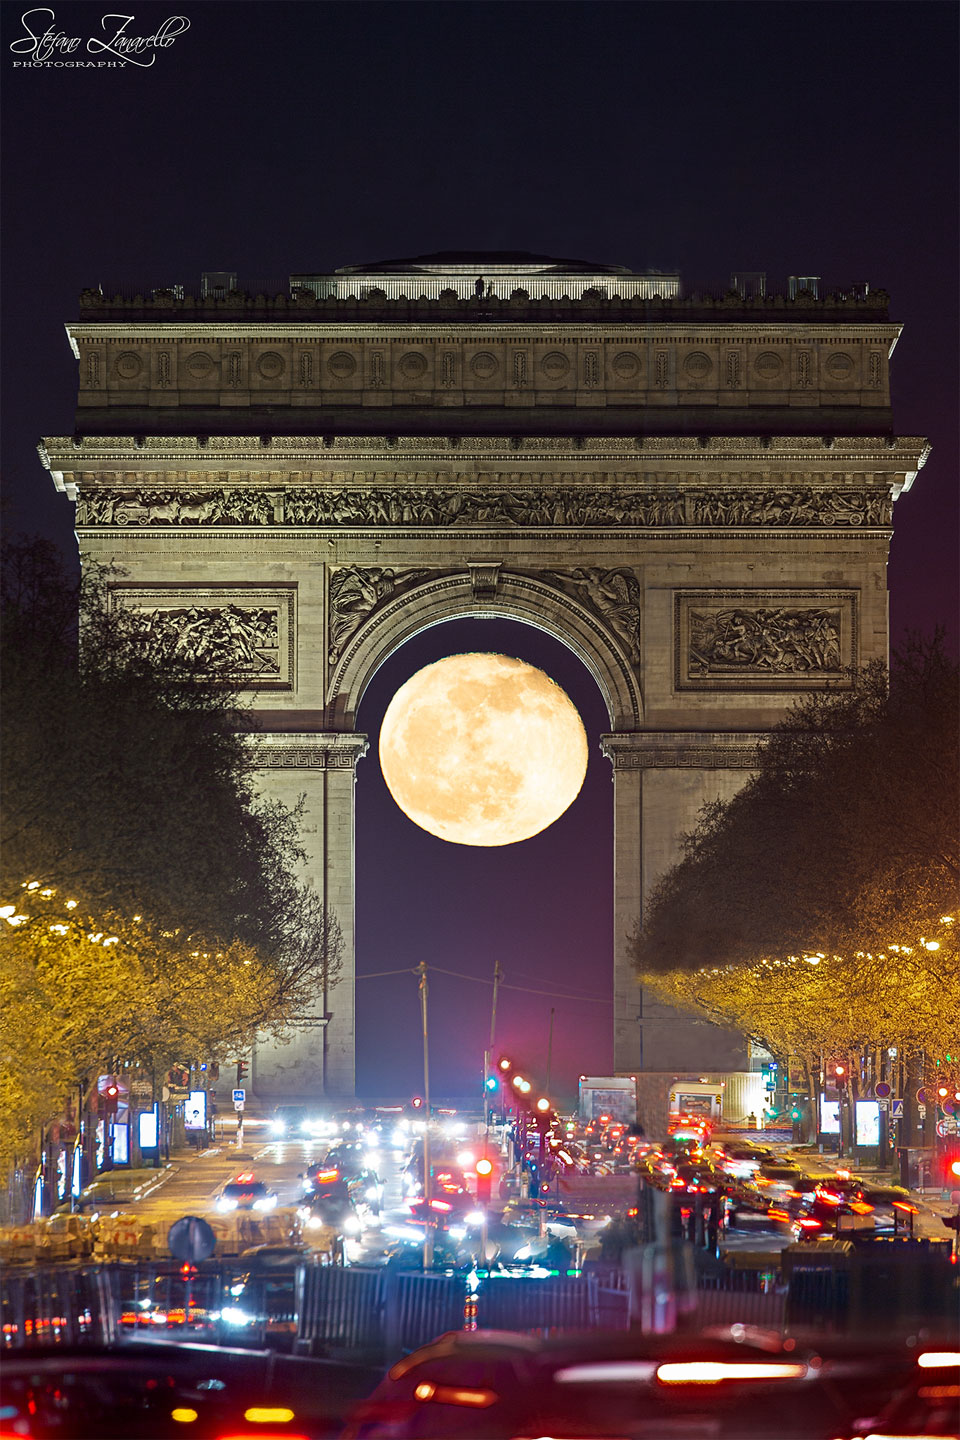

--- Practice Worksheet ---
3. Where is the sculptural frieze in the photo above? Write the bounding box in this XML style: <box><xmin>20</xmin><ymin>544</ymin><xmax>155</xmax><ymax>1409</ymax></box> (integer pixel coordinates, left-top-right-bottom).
<box><xmin>75</xmin><ymin>484</ymin><xmax>892</xmax><ymax>531</ymax></box>
<box><xmin>110</xmin><ymin>587</ymin><xmax>294</xmax><ymax>689</ymax></box>
<box><xmin>675</xmin><ymin>591</ymin><xmax>854</xmax><ymax>690</ymax></box>
<box><xmin>122</xmin><ymin>603</ymin><xmax>282</xmax><ymax>677</ymax></box>
<box><xmin>328</xmin><ymin>567</ymin><xmax>430</xmax><ymax>664</ymax></box>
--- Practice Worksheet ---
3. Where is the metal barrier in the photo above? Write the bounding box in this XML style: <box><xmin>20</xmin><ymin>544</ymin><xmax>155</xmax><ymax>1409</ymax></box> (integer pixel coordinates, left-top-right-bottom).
<box><xmin>388</xmin><ymin>1272</ymin><xmax>466</xmax><ymax>1354</ymax></box>
<box><xmin>298</xmin><ymin>1263</ymin><xmax>386</xmax><ymax>1353</ymax></box>
<box><xmin>476</xmin><ymin>1275</ymin><xmax>598</xmax><ymax>1333</ymax></box>
<box><xmin>3</xmin><ymin>1257</ymin><xmax>797</xmax><ymax>1357</ymax></box>
<box><xmin>2</xmin><ymin>1266</ymin><xmax>115</xmax><ymax>1349</ymax></box>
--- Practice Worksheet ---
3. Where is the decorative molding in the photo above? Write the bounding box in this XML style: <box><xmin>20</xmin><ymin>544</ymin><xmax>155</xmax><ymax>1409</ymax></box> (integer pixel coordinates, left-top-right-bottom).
<box><xmin>326</xmin><ymin>568</ymin><xmax>644</xmax><ymax>726</ymax></box>
<box><xmin>43</xmin><ymin>433</ymin><xmax>931</xmax><ymax>465</ymax></box>
<box><xmin>468</xmin><ymin>561</ymin><xmax>501</xmax><ymax>602</ymax></box>
<box><xmin>601</xmin><ymin>731</ymin><xmax>765</xmax><ymax>770</ymax></box>
<box><xmin>252</xmin><ymin>732</ymin><xmax>369</xmax><ymax>770</ymax></box>
<box><xmin>110</xmin><ymin>586</ymin><xmax>296</xmax><ymax>689</ymax></box>
<box><xmin>675</xmin><ymin>589</ymin><xmax>857</xmax><ymax>691</ymax></box>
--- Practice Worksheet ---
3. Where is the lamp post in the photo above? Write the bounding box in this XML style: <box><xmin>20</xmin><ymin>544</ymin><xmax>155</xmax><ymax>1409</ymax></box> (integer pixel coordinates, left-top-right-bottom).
<box><xmin>417</xmin><ymin>961</ymin><xmax>433</xmax><ymax>1268</ymax></box>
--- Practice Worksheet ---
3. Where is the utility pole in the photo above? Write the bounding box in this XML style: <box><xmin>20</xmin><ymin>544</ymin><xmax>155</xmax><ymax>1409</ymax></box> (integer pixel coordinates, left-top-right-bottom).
<box><xmin>484</xmin><ymin>959</ymin><xmax>503</xmax><ymax>1137</ymax></box>
<box><xmin>417</xmin><ymin>961</ymin><xmax>433</xmax><ymax>1268</ymax></box>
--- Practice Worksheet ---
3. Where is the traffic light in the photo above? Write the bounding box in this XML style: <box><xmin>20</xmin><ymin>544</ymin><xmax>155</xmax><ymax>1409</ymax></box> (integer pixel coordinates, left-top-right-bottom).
<box><xmin>790</xmin><ymin>1104</ymin><xmax>803</xmax><ymax>1122</ymax></box>
<box><xmin>236</xmin><ymin>1060</ymin><xmax>248</xmax><ymax>1085</ymax></box>
<box><xmin>475</xmin><ymin>1156</ymin><xmax>493</xmax><ymax>1203</ymax></box>
<box><xmin>101</xmin><ymin>1082</ymin><xmax>120</xmax><ymax>1116</ymax></box>
<box><xmin>484</xmin><ymin>1075</ymin><xmax>498</xmax><ymax>1093</ymax></box>
<box><xmin>411</xmin><ymin>1095</ymin><xmax>423</xmax><ymax>1110</ymax></box>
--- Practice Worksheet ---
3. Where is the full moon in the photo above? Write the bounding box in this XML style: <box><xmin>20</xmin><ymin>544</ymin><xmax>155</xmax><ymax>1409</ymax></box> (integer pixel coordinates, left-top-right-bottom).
<box><xmin>378</xmin><ymin>653</ymin><xmax>589</xmax><ymax>846</ymax></box>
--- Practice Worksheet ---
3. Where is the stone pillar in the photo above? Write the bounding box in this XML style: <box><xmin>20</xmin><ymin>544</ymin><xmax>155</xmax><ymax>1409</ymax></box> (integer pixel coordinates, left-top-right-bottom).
<box><xmin>601</xmin><ymin>732</ymin><xmax>763</xmax><ymax>1076</ymax></box>
<box><xmin>250</xmin><ymin>732</ymin><xmax>368</xmax><ymax>1098</ymax></box>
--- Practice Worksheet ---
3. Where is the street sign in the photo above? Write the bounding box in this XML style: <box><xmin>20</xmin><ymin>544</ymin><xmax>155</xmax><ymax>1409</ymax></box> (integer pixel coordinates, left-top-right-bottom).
<box><xmin>232</xmin><ymin>1088</ymin><xmax>245</xmax><ymax>1104</ymax></box>
<box><xmin>917</xmin><ymin>1087</ymin><xmax>927</xmax><ymax>1103</ymax></box>
<box><xmin>168</xmin><ymin>1215</ymin><xmax>216</xmax><ymax>1264</ymax></box>
<box><xmin>234</xmin><ymin>1099</ymin><xmax>244</xmax><ymax>1111</ymax></box>
<box><xmin>874</xmin><ymin>1082</ymin><xmax>891</xmax><ymax>1099</ymax></box>
<box><xmin>891</xmin><ymin>1099</ymin><xmax>904</xmax><ymax>1120</ymax></box>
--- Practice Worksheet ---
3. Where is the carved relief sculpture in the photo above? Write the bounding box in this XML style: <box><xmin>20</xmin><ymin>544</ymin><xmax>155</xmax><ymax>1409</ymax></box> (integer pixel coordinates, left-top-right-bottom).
<box><xmin>550</xmin><ymin>567</ymin><xmax>642</xmax><ymax>665</ymax></box>
<box><xmin>112</xmin><ymin>589</ymin><xmax>295</xmax><ymax>689</ymax></box>
<box><xmin>675</xmin><ymin>590</ymin><xmax>855</xmax><ymax>689</ymax></box>
<box><xmin>328</xmin><ymin>566</ymin><xmax>430</xmax><ymax>663</ymax></box>
<box><xmin>75</xmin><ymin>483</ymin><xmax>893</xmax><ymax>531</ymax></box>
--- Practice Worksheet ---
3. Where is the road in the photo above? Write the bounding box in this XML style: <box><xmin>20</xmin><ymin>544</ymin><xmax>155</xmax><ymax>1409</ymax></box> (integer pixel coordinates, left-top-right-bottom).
<box><xmin>94</xmin><ymin>1115</ymin><xmax>954</xmax><ymax>1261</ymax></box>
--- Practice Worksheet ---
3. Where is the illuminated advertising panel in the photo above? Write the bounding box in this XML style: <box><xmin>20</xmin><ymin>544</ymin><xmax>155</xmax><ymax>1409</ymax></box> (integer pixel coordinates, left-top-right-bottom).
<box><xmin>138</xmin><ymin>1107</ymin><xmax>159</xmax><ymax>1149</ymax></box>
<box><xmin>819</xmin><ymin>1098</ymin><xmax>840</xmax><ymax>1134</ymax></box>
<box><xmin>185</xmin><ymin>1089</ymin><xmax>207</xmax><ymax>1130</ymax></box>
<box><xmin>113</xmin><ymin>1123</ymin><xmax>130</xmax><ymax>1165</ymax></box>
<box><xmin>855</xmin><ymin>1100</ymin><xmax>880</xmax><ymax>1146</ymax></box>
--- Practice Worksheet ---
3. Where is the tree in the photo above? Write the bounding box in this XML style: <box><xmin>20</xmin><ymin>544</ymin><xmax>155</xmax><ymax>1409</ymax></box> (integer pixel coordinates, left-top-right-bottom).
<box><xmin>1</xmin><ymin>538</ymin><xmax>344</xmax><ymax>1200</ymax></box>
<box><xmin>629</xmin><ymin>637</ymin><xmax>959</xmax><ymax>1117</ymax></box>
<box><xmin>632</xmin><ymin>637</ymin><xmax>958</xmax><ymax>976</ymax></box>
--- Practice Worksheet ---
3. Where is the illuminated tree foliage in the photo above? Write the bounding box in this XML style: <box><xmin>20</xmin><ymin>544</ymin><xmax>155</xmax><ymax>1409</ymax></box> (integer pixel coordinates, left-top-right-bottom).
<box><xmin>0</xmin><ymin>539</ymin><xmax>343</xmax><ymax>1161</ymax></box>
<box><xmin>630</xmin><ymin>637</ymin><xmax>959</xmax><ymax>1078</ymax></box>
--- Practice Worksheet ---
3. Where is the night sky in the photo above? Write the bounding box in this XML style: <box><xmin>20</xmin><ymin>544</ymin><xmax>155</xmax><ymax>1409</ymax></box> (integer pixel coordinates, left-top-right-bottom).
<box><xmin>2</xmin><ymin>1</ymin><xmax>957</xmax><ymax>1101</ymax></box>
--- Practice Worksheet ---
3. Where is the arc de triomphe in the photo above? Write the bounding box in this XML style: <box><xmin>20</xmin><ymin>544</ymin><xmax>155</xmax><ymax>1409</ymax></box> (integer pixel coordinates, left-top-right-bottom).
<box><xmin>40</xmin><ymin>253</ymin><xmax>928</xmax><ymax>1097</ymax></box>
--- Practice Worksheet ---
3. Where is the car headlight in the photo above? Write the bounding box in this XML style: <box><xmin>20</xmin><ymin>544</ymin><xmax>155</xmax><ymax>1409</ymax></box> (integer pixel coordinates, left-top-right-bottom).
<box><xmin>270</xmin><ymin>1122</ymin><xmax>286</xmax><ymax>1135</ymax></box>
<box><xmin>253</xmin><ymin>1195</ymin><xmax>276</xmax><ymax>1211</ymax></box>
<box><xmin>306</xmin><ymin>1216</ymin><xmax>326</xmax><ymax>1230</ymax></box>
<box><xmin>342</xmin><ymin>1215</ymin><xmax>360</xmax><ymax>1234</ymax></box>
<box><xmin>217</xmin><ymin>1198</ymin><xmax>238</xmax><ymax>1212</ymax></box>
<box><xmin>464</xmin><ymin>1211</ymin><xmax>484</xmax><ymax>1226</ymax></box>
<box><xmin>220</xmin><ymin>1306</ymin><xmax>253</xmax><ymax>1327</ymax></box>
<box><xmin>365</xmin><ymin>1186</ymin><xmax>380</xmax><ymax>1201</ymax></box>
<box><xmin>448</xmin><ymin>1225</ymin><xmax>466</xmax><ymax>1240</ymax></box>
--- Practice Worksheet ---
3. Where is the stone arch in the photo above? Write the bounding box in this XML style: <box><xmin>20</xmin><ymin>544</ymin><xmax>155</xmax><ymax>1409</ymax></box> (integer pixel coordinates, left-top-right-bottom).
<box><xmin>326</xmin><ymin>568</ymin><xmax>644</xmax><ymax>730</ymax></box>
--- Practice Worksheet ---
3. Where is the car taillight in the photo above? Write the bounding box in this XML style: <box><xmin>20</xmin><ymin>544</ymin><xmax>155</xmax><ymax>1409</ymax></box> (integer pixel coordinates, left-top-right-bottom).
<box><xmin>656</xmin><ymin>1362</ymin><xmax>806</xmax><ymax>1384</ymax></box>
<box><xmin>798</xmin><ymin>1218</ymin><xmax>822</xmax><ymax>1229</ymax></box>
<box><xmin>216</xmin><ymin>1434</ymin><xmax>310</xmax><ymax>1440</ymax></box>
<box><xmin>413</xmin><ymin>1382</ymin><xmax>498</xmax><ymax>1408</ymax></box>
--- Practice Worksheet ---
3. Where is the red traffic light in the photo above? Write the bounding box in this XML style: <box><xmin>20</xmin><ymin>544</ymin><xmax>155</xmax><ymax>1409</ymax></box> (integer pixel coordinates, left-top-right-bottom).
<box><xmin>475</xmin><ymin>1158</ymin><xmax>493</xmax><ymax>1177</ymax></box>
<box><xmin>104</xmin><ymin>1084</ymin><xmax>119</xmax><ymax>1099</ymax></box>
<box><xmin>411</xmin><ymin>1096</ymin><xmax>423</xmax><ymax>1109</ymax></box>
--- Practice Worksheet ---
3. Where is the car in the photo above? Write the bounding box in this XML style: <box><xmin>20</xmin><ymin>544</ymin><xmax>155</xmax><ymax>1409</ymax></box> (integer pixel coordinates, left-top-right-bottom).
<box><xmin>268</xmin><ymin>1103</ymin><xmax>328</xmax><ymax>1139</ymax></box>
<box><xmin>303</xmin><ymin>1146</ymin><xmax>384</xmax><ymax>1217</ymax></box>
<box><xmin>788</xmin><ymin>1186</ymin><xmax>878</xmax><ymax>1239</ymax></box>
<box><xmin>214</xmin><ymin>1172</ymin><xmax>278</xmax><ymax>1213</ymax></box>
<box><xmin>341</xmin><ymin>1326</ymin><xmax>915</xmax><ymax>1439</ymax></box>
<box><xmin>844</xmin><ymin>1348</ymin><xmax>960</xmax><ymax>1438</ymax></box>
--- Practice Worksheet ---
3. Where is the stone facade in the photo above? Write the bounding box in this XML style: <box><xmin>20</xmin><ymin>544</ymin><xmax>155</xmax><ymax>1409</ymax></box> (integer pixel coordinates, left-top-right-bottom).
<box><xmin>41</xmin><ymin>257</ymin><xmax>929</xmax><ymax>1095</ymax></box>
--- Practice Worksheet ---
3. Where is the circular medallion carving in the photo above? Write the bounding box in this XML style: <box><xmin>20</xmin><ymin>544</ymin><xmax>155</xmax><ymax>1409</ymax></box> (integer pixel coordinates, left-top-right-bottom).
<box><xmin>826</xmin><ymin>351</ymin><xmax>855</xmax><ymax>380</ymax></box>
<box><xmin>327</xmin><ymin>350</ymin><xmax>357</xmax><ymax>379</ymax></box>
<box><xmin>256</xmin><ymin>351</ymin><xmax>285</xmax><ymax>379</ymax></box>
<box><xmin>399</xmin><ymin>351</ymin><xmax>428</xmax><ymax>380</ymax></box>
<box><xmin>470</xmin><ymin>351</ymin><xmax>499</xmax><ymax>380</ymax></box>
<box><xmin>683</xmin><ymin>351</ymin><xmax>712</xmax><ymax>380</ymax></box>
<box><xmin>185</xmin><ymin>351</ymin><xmax>215</xmax><ymax>380</ymax></box>
<box><xmin>540</xmin><ymin>350</ymin><xmax>571</xmax><ymax>380</ymax></box>
<box><xmin>754</xmin><ymin>351</ymin><xmax>784</xmax><ymax>379</ymax></box>
<box><xmin>114</xmin><ymin>351</ymin><xmax>143</xmax><ymax>380</ymax></box>
<box><xmin>612</xmin><ymin>351</ymin><xmax>641</xmax><ymax>380</ymax></box>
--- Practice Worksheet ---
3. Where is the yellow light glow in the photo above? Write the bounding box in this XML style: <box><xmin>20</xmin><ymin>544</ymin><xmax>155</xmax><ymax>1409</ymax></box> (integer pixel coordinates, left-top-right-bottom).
<box><xmin>170</xmin><ymin>1409</ymin><xmax>198</xmax><ymax>1424</ymax></box>
<box><xmin>66</xmin><ymin>900</ymin><xmax>77</xmax><ymax>909</ymax></box>
<box><xmin>378</xmin><ymin>653</ymin><xmax>588</xmax><ymax>847</ymax></box>
<box><xmin>414</xmin><ymin>1382</ymin><xmax>436</xmax><ymax>1400</ymax></box>
<box><xmin>244</xmin><ymin>1407</ymin><xmax>295</xmax><ymax>1423</ymax></box>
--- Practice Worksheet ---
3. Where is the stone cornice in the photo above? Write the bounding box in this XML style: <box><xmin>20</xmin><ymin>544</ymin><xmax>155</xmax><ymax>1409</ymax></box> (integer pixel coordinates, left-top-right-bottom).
<box><xmin>250</xmin><ymin>732</ymin><xmax>369</xmax><ymax>770</ymax></box>
<box><xmin>601</xmin><ymin>732</ymin><xmax>766</xmax><ymax>769</ymax></box>
<box><xmin>40</xmin><ymin>433</ymin><xmax>930</xmax><ymax>466</ymax></box>
<box><xmin>67</xmin><ymin>321</ymin><xmax>903</xmax><ymax>344</ymax></box>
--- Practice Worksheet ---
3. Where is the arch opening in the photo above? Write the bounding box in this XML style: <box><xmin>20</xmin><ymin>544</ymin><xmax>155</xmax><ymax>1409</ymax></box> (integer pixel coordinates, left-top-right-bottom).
<box><xmin>353</xmin><ymin>615</ymin><xmax>614</xmax><ymax>1099</ymax></box>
